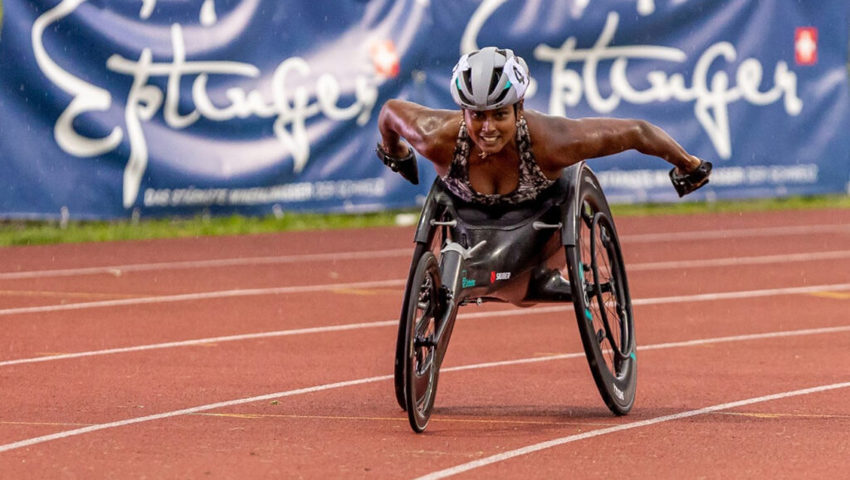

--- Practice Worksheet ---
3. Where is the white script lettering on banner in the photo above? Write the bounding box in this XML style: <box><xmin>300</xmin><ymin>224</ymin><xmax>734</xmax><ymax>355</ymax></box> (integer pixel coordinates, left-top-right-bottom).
<box><xmin>32</xmin><ymin>0</ymin><xmax>378</xmax><ymax>208</ymax></box>
<box><xmin>461</xmin><ymin>0</ymin><xmax>657</xmax><ymax>54</ymax></box>
<box><xmin>464</xmin><ymin>5</ymin><xmax>803</xmax><ymax>160</ymax></box>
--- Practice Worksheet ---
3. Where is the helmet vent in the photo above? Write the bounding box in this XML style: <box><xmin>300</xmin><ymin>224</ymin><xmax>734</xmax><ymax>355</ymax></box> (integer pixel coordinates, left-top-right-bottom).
<box><xmin>449</xmin><ymin>46</ymin><xmax>528</xmax><ymax>110</ymax></box>
<box><xmin>457</xmin><ymin>88</ymin><xmax>474</xmax><ymax>106</ymax></box>
<box><xmin>492</xmin><ymin>86</ymin><xmax>510</xmax><ymax>106</ymax></box>
<box><xmin>462</xmin><ymin>69</ymin><xmax>473</xmax><ymax>91</ymax></box>
<box><xmin>488</xmin><ymin>69</ymin><xmax>503</xmax><ymax>95</ymax></box>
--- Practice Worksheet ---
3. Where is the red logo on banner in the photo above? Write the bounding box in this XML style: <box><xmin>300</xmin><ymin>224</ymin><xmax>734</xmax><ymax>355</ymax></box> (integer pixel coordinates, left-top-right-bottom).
<box><xmin>795</xmin><ymin>27</ymin><xmax>818</xmax><ymax>65</ymax></box>
<box><xmin>370</xmin><ymin>40</ymin><xmax>400</xmax><ymax>78</ymax></box>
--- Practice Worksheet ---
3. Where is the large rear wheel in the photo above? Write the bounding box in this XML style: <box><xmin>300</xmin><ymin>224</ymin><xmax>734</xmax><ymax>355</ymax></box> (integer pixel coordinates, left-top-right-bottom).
<box><xmin>565</xmin><ymin>173</ymin><xmax>636</xmax><ymax>415</ymax></box>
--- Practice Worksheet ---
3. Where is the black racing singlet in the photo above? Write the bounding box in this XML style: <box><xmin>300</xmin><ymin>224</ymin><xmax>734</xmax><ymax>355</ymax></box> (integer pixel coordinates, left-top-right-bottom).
<box><xmin>441</xmin><ymin>117</ymin><xmax>555</xmax><ymax>206</ymax></box>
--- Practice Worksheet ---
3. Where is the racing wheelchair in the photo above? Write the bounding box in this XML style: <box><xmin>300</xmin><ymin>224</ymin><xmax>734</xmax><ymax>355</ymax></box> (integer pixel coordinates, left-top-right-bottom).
<box><xmin>392</xmin><ymin>161</ymin><xmax>636</xmax><ymax>433</ymax></box>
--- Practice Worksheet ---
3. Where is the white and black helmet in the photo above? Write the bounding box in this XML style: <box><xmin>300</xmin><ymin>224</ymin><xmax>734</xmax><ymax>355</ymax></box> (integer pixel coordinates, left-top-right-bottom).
<box><xmin>450</xmin><ymin>47</ymin><xmax>529</xmax><ymax>111</ymax></box>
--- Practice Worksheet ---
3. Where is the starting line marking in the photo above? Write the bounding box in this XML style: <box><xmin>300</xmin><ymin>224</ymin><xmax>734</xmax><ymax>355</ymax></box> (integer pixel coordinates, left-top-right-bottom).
<box><xmin>0</xmin><ymin>324</ymin><xmax>849</xmax><ymax>454</ymax></box>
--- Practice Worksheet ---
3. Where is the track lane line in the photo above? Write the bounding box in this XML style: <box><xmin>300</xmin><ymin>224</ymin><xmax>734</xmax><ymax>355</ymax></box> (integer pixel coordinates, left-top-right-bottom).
<box><xmin>414</xmin><ymin>381</ymin><xmax>850</xmax><ymax>480</ymax></box>
<box><xmin>0</xmin><ymin>375</ymin><xmax>393</xmax><ymax>454</ymax></box>
<box><xmin>0</xmin><ymin>248</ymin><xmax>411</xmax><ymax>280</ymax></box>
<box><xmin>0</xmin><ymin>320</ymin><xmax>398</xmax><ymax>367</ymax></box>
<box><xmin>2</xmin><ymin>223</ymin><xmax>848</xmax><ymax>280</ymax></box>
<box><xmin>1</xmin><ymin>325</ymin><xmax>848</xmax><ymax>454</ymax></box>
<box><xmin>3</xmin><ymin>283</ymin><xmax>850</xmax><ymax>366</ymax></box>
<box><xmin>631</xmin><ymin>282</ymin><xmax>850</xmax><ymax>306</ymax></box>
<box><xmin>622</xmin><ymin>223</ymin><xmax>850</xmax><ymax>243</ymax></box>
<box><xmin>3</xmin><ymin>250</ymin><xmax>850</xmax><ymax>317</ymax></box>
<box><xmin>0</xmin><ymin>279</ymin><xmax>406</xmax><ymax>317</ymax></box>
<box><xmin>626</xmin><ymin>249</ymin><xmax>850</xmax><ymax>271</ymax></box>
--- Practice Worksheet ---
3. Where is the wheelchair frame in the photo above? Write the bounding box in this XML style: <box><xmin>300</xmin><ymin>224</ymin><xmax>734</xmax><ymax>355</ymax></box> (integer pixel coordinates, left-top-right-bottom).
<box><xmin>394</xmin><ymin>162</ymin><xmax>637</xmax><ymax>432</ymax></box>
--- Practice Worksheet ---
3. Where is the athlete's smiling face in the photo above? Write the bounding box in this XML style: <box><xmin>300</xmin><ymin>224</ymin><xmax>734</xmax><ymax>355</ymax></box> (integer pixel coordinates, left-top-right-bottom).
<box><xmin>463</xmin><ymin>105</ymin><xmax>519</xmax><ymax>156</ymax></box>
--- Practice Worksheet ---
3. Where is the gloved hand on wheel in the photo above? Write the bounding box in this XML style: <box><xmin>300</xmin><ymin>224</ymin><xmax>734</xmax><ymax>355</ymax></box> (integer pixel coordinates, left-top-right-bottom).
<box><xmin>669</xmin><ymin>159</ymin><xmax>712</xmax><ymax>197</ymax></box>
<box><xmin>376</xmin><ymin>143</ymin><xmax>419</xmax><ymax>185</ymax></box>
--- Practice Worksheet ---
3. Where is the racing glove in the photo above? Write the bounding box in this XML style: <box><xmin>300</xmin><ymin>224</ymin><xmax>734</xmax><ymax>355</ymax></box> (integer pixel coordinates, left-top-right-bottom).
<box><xmin>669</xmin><ymin>160</ymin><xmax>712</xmax><ymax>197</ymax></box>
<box><xmin>376</xmin><ymin>143</ymin><xmax>419</xmax><ymax>185</ymax></box>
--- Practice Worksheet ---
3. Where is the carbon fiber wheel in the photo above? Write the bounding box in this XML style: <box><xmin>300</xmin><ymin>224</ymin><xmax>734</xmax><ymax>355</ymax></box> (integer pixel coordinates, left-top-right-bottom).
<box><xmin>566</xmin><ymin>170</ymin><xmax>636</xmax><ymax>415</ymax></box>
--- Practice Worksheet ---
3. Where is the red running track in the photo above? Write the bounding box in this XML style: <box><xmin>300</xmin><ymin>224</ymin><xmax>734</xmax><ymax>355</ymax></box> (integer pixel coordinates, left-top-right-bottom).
<box><xmin>1</xmin><ymin>208</ymin><xmax>849</xmax><ymax>479</ymax></box>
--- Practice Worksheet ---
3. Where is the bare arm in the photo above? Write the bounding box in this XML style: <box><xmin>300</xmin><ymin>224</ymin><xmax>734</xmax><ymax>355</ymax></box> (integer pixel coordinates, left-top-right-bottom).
<box><xmin>536</xmin><ymin>115</ymin><xmax>702</xmax><ymax>174</ymax></box>
<box><xmin>377</xmin><ymin>99</ymin><xmax>459</xmax><ymax>170</ymax></box>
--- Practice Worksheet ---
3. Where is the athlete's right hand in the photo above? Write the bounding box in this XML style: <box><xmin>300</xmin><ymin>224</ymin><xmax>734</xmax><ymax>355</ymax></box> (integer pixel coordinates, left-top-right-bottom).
<box><xmin>376</xmin><ymin>143</ymin><xmax>419</xmax><ymax>185</ymax></box>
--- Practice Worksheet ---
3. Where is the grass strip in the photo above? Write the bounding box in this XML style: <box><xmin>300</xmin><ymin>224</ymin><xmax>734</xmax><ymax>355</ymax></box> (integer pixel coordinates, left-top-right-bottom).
<box><xmin>1</xmin><ymin>194</ymin><xmax>849</xmax><ymax>246</ymax></box>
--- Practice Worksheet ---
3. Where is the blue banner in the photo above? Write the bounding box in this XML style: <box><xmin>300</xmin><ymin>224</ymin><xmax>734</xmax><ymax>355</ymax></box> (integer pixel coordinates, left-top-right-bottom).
<box><xmin>1</xmin><ymin>0</ymin><xmax>848</xmax><ymax>219</ymax></box>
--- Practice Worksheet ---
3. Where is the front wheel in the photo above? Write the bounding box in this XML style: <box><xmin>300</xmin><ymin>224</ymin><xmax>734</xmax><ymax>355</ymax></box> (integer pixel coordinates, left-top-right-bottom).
<box><xmin>394</xmin><ymin>243</ymin><xmax>429</xmax><ymax>410</ymax></box>
<box><xmin>403</xmin><ymin>252</ymin><xmax>442</xmax><ymax>432</ymax></box>
<box><xmin>565</xmin><ymin>174</ymin><xmax>636</xmax><ymax>415</ymax></box>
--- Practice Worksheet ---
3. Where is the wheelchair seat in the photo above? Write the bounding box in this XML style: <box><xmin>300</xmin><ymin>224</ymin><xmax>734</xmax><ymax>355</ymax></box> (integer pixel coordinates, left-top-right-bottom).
<box><xmin>411</xmin><ymin>165</ymin><xmax>584</xmax><ymax>305</ymax></box>
<box><xmin>444</xmin><ymin>175</ymin><xmax>570</xmax><ymax>229</ymax></box>
<box><xmin>414</xmin><ymin>164</ymin><xmax>580</xmax><ymax>240</ymax></box>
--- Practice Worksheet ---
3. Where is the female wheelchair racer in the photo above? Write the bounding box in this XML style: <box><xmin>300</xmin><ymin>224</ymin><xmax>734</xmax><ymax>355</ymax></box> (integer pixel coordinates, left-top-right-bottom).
<box><xmin>377</xmin><ymin>47</ymin><xmax>712</xmax><ymax>432</ymax></box>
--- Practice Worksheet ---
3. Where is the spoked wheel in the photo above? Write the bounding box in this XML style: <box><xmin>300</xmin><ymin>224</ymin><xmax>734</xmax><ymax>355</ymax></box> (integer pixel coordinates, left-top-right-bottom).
<box><xmin>403</xmin><ymin>251</ymin><xmax>442</xmax><ymax>432</ymax></box>
<box><xmin>394</xmin><ymin>243</ymin><xmax>427</xmax><ymax>410</ymax></box>
<box><xmin>394</xmin><ymin>227</ymin><xmax>446</xmax><ymax>411</ymax></box>
<box><xmin>565</xmin><ymin>171</ymin><xmax>636</xmax><ymax>415</ymax></box>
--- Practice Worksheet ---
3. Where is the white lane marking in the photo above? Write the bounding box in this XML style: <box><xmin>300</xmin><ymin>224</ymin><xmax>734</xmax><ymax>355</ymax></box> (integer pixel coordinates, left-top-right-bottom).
<box><xmin>0</xmin><ymin>374</ymin><xmax>393</xmax><ymax>454</ymax></box>
<box><xmin>3</xmin><ymin>223</ymin><xmax>848</xmax><ymax>280</ymax></box>
<box><xmin>0</xmin><ymin>248</ymin><xmax>411</xmax><ymax>280</ymax></box>
<box><xmin>627</xmin><ymin>250</ymin><xmax>850</xmax><ymax>271</ymax></box>
<box><xmin>621</xmin><ymin>223</ymin><xmax>850</xmax><ymax>243</ymax></box>
<box><xmin>3</xmin><ymin>283</ymin><xmax>850</xmax><ymax>366</ymax></box>
<box><xmin>3</xmin><ymin>245</ymin><xmax>850</xmax><ymax>317</ymax></box>
<box><xmin>632</xmin><ymin>283</ymin><xmax>850</xmax><ymax>306</ymax></box>
<box><xmin>0</xmin><ymin>321</ymin><xmax>398</xmax><ymax>367</ymax></box>
<box><xmin>414</xmin><ymin>381</ymin><xmax>850</xmax><ymax>480</ymax></box>
<box><xmin>1</xmin><ymin>325</ymin><xmax>848</xmax><ymax>454</ymax></box>
<box><xmin>0</xmin><ymin>279</ymin><xmax>406</xmax><ymax>317</ymax></box>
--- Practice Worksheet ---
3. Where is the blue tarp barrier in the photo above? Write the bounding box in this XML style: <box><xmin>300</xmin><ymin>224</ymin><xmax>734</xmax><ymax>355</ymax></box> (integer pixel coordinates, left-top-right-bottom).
<box><xmin>1</xmin><ymin>0</ymin><xmax>848</xmax><ymax>219</ymax></box>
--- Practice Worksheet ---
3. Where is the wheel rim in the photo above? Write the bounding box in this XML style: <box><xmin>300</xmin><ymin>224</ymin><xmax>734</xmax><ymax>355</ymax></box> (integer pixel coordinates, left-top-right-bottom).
<box><xmin>586</xmin><ymin>210</ymin><xmax>633</xmax><ymax>378</ymax></box>
<box><xmin>395</xmin><ymin>227</ymin><xmax>447</xmax><ymax>411</ymax></box>
<box><xmin>405</xmin><ymin>254</ymin><xmax>440</xmax><ymax>431</ymax></box>
<box><xmin>572</xmin><ymin>192</ymin><xmax>636</xmax><ymax>414</ymax></box>
<box><xmin>411</xmin><ymin>273</ymin><xmax>436</xmax><ymax>406</ymax></box>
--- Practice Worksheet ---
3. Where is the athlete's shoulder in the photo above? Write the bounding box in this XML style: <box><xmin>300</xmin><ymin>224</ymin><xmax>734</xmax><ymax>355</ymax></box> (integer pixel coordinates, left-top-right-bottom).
<box><xmin>523</xmin><ymin>110</ymin><xmax>582</xmax><ymax>145</ymax></box>
<box><xmin>380</xmin><ymin>99</ymin><xmax>462</xmax><ymax>169</ymax></box>
<box><xmin>522</xmin><ymin>109</ymin><xmax>579</xmax><ymax>132</ymax></box>
<box><xmin>383</xmin><ymin>100</ymin><xmax>459</xmax><ymax>129</ymax></box>
<box><xmin>522</xmin><ymin>110</ymin><xmax>587</xmax><ymax>173</ymax></box>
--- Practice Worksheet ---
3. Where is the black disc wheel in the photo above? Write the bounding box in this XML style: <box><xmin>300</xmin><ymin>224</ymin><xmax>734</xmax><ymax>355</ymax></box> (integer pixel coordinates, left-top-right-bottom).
<box><xmin>403</xmin><ymin>252</ymin><xmax>442</xmax><ymax>432</ymax></box>
<box><xmin>566</xmin><ymin>172</ymin><xmax>636</xmax><ymax>415</ymax></box>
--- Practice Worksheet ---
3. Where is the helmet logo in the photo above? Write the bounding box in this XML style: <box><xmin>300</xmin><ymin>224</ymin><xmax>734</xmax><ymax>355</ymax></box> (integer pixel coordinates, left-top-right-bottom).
<box><xmin>512</xmin><ymin>65</ymin><xmax>526</xmax><ymax>84</ymax></box>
